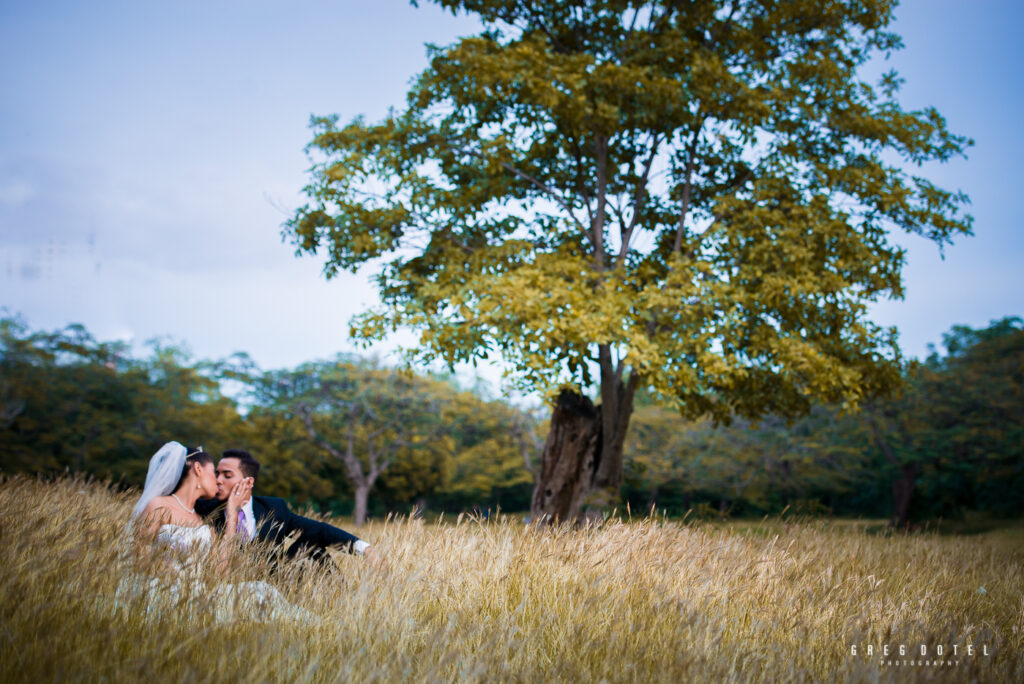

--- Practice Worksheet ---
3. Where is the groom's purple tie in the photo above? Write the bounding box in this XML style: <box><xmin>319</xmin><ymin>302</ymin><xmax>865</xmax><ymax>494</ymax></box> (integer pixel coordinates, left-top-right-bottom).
<box><xmin>236</xmin><ymin>509</ymin><xmax>250</xmax><ymax>542</ymax></box>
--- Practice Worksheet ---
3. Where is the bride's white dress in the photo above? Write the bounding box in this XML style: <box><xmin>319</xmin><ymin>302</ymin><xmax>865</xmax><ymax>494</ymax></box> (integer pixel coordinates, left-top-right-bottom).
<box><xmin>116</xmin><ymin>523</ymin><xmax>311</xmax><ymax>623</ymax></box>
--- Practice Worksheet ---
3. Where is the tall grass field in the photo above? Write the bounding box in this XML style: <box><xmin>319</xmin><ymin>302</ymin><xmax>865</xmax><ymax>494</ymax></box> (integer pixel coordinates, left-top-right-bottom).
<box><xmin>1</xmin><ymin>475</ymin><xmax>1021</xmax><ymax>682</ymax></box>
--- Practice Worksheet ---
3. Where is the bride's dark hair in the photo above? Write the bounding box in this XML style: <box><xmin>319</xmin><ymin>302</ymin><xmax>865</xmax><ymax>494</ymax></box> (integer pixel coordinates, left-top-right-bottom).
<box><xmin>174</xmin><ymin>446</ymin><xmax>213</xmax><ymax>491</ymax></box>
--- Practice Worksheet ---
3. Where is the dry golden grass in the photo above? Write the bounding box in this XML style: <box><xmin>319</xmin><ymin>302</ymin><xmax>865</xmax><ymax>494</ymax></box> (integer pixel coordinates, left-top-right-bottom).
<box><xmin>1</xmin><ymin>474</ymin><xmax>1021</xmax><ymax>683</ymax></box>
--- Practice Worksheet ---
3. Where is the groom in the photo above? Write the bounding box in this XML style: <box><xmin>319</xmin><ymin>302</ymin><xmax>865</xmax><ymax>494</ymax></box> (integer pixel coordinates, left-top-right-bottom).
<box><xmin>195</xmin><ymin>449</ymin><xmax>377</xmax><ymax>564</ymax></box>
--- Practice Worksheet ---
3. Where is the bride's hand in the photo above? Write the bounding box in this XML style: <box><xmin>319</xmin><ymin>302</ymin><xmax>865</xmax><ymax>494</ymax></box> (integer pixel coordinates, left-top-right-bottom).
<box><xmin>226</xmin><ymin>478</ymin><xmax>253</xmax><ymax>513</ymax></box>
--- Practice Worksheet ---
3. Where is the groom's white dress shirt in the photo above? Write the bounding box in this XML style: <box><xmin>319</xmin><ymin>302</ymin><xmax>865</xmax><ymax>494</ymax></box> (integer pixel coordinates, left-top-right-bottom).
<box><xmin>232</xmin><ymin>498</ymin><xmax>256</xmax><ymax>542</ymax></box>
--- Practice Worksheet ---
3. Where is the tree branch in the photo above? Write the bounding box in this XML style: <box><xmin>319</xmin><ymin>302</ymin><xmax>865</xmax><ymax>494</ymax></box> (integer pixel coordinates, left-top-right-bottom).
<box><xmin>672</xmin><ymin>120</ymin><xmax>705</xmax><ymax>254</ymax></box>
<box><xmin>495</xmin><ymin>158</ymin><xmax>589</xmax><ymax>233</ymax></box>
<box><xmin>593</xmin><ymin>134</ymin><xmax>609</xmax><ymax>272</ymax></box>
<box><xmin>570</xmin><ymin>135</ymin><xmax>595</xmax><ymax>226</ymax></box>
<box><xmin>615</xmin><ymin>133</ymin><xmax>661</xmax><ymax>269</ymax></box>
<box><xmin>866</xmin><ymin>409</ymin><xmax>900</xmax><ymax>467</ymax></box>
<box><xmin>299</xmin><ymin>402</ymin><xmax>368</xmax><ymax>487</ymax></box>
<box><xmin>442</xmin><ymin>136</ymin><xmax>589</xmax><ymax>234</ymax></box>
<box><xmin>627</xmin><ymin>5</ymin><xmax>641</xmax><ymax>34</ymax></box>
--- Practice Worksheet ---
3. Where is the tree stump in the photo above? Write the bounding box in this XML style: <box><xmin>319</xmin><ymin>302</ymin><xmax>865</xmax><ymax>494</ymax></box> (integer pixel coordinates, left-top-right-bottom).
<box><xmin>530</xmin><ymin>390</ymin><xmax>602</xmax><ymax>523</ymax></box>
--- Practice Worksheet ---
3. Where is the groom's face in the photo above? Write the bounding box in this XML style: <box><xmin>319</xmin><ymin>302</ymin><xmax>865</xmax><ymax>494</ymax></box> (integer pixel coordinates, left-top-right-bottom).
<box><xmin>215</xmin><ymin>457</ymin><xmax>249</xmax><ymax>502</ymax></box>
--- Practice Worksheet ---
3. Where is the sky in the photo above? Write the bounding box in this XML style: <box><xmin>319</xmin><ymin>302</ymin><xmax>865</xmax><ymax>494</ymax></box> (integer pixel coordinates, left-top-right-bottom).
<box><xmin>1</xmin><ymin>0</ymin><xmax>1022</xmax><ymax>392</ymax></box>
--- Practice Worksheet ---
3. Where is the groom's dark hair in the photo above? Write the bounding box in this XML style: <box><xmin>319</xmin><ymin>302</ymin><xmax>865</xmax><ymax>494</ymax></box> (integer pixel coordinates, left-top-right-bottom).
<box><xmin>223</xmin><ymin>449</ymin><xmax>260</xmax><ymax>481</ymax></box>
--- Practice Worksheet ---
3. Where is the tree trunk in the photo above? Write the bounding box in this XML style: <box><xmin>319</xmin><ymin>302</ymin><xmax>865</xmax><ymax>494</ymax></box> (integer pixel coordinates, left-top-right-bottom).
<box><xmin>353</xmin><ymin>483</ymin><xmax>370</xmax><ymax>526</ymax></box>
<box><xmin>891</xmin><ymin>462</ymin><xmax>919</xmax><ymax>528</ymax></box>
<box><xmin>868</xmin><ymin>413</ymin><xmax>920</xmax><ymax>528</ymax></box>
<box><xmin>530</xmin><ymin>390</ymin><xmax>601</xmax><ymax>522</ymax></box>
<box><xmin>592</xmin><ymin>351</ymin><xmax>640</xmax><ymax>512</ymax></box>
<box><xmin>646</xmin><ymin>486</ymin><xmax>658</xmax><ymax>514</ymax></box>
<box><xmin>530</xmin><ymin>360</ymin><xmax>640</xmax><ymax>524</ymax></box>
<box><xmin>299</xmin><ymin>403</ymin><xmax>379</xmax><ymax>526</ymax></box>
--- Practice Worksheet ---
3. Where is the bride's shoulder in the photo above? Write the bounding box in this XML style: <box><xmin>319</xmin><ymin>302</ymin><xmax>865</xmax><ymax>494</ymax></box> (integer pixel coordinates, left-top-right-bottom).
<box><xmin>139</xmin><ymin>497</ymin><xmax>201</xmax><ymax>529</ymax></box>
<box><xmin>140</xmin><ymin>496</ymin><xmax>175</xmax><ymax>518</ymax></box>
<box><xmin>134</xmin><ymin>498</ymin><xmax>179</xmax><ymax>537</ymax></box>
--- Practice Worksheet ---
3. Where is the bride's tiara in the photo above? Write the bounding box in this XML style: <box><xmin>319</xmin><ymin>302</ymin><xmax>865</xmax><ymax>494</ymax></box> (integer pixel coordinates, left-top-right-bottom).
<box><xmin>186</xmin><ymin>446</ymin><xmax>206</xmax><ymax>458</ymax></box>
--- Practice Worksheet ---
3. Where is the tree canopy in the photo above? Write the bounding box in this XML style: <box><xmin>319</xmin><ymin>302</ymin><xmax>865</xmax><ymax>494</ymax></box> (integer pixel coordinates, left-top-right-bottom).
<box><xmin>286</xmin><ymin>0</ymin><xmax>972</xmax><ymax>513</ymax></box>
<box><xmin>289</xmin><ymin>0</ymin><xmax>970</xmax><ymax>415</ymax></box>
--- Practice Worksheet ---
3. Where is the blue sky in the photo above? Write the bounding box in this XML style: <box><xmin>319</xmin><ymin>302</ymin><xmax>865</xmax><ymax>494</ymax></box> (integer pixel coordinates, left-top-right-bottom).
<box><xmin>1</xmin><ymin>0</ymin><xmax>1021</xmax><ymax>389</ymax></box>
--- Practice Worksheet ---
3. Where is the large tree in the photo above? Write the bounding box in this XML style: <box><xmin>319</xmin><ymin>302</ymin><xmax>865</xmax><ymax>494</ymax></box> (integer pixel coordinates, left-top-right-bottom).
<box><xmin>286</xmin><ymin>0</ymin><xmax>971</xmax><ymax>520</ymax></box>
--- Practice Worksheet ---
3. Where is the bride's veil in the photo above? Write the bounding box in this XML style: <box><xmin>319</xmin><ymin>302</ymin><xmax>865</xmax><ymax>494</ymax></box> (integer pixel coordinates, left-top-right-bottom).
<box><xmin>131</xmin><ymin>441</ymin><xmax>188</xmax><ymax>519</ymax></box>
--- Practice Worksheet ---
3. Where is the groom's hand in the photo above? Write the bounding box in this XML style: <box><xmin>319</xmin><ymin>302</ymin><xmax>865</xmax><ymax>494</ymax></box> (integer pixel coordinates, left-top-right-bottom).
<box><xmin>362</xmin><ymin>545</ymin><xmax>389</xmax><ymax>572</ymax></box>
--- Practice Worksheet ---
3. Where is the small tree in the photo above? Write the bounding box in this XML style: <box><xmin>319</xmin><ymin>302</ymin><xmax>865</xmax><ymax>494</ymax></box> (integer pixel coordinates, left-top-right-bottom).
<box><xmin>286</xmin><ymin>0</ymin><xmax>972</xmax><ymax>520</ymax></box>
<box><xmin>258</xmin><ymin>359</ymin><xmax>446</xmax><ymax>524</ymax></box>
<box><xmin>434</xmin><ymin>387</ymin><xmax>538</xmax><ymax>510</ymax></box>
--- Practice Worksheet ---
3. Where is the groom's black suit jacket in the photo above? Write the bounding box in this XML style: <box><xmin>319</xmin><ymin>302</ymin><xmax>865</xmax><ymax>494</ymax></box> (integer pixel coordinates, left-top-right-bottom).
<box><xmin>195</xmin><ymin>495</ymin><xmax>362</xmax><ymax>561</ymax></box>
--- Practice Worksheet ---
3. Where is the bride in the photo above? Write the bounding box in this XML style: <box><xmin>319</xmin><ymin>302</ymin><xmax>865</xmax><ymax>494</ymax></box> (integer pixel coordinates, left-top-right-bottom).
<box><xmin>132</xmin><ymin>441</ymin><xmax>246</xmax><ymax>552</ymax></box>
<box><xmin>120</xmin><ymin>441</ymin><xmax>311</xmax><ymax>623</ymax></box>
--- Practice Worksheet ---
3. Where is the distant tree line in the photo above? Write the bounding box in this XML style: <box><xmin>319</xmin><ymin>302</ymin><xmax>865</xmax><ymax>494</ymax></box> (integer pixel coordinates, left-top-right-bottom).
<box><xmin>0</xmin><ymin>317</ymin><xmax>535</xmax><ymax>522</ymax></box>
<box><xmin>2</xmin><ymin>316</ymin><xmax>1021</xmax><ymax>523</ymax></box>
<box><xmin>623</xmin><ymin>317</ymin><xmax>1024</xmax><ymax>524</ymax></box>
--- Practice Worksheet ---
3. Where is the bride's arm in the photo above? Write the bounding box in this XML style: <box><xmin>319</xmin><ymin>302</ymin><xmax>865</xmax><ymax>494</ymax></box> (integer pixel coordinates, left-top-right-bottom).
<box><xmin>211</xmin><ymin>479</ymin><xmax>253</xmax><ymax>576</ymax></box>
<box><xmin>132</xmin><ymin>502</ymin><xmax>172</xmax><ymax>570</ymax></box>
<box><xmin>136</xmin><ymin>500</ymin><xmax>172</xmax><ymax>541</ymax></box>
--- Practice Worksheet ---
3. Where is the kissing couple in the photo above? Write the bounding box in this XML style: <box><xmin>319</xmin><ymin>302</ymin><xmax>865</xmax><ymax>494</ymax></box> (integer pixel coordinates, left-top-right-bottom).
<box><xmin>121</xmin><ymin>441</ymin><xmax>377</xmax><ymax>622</ymax></box>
